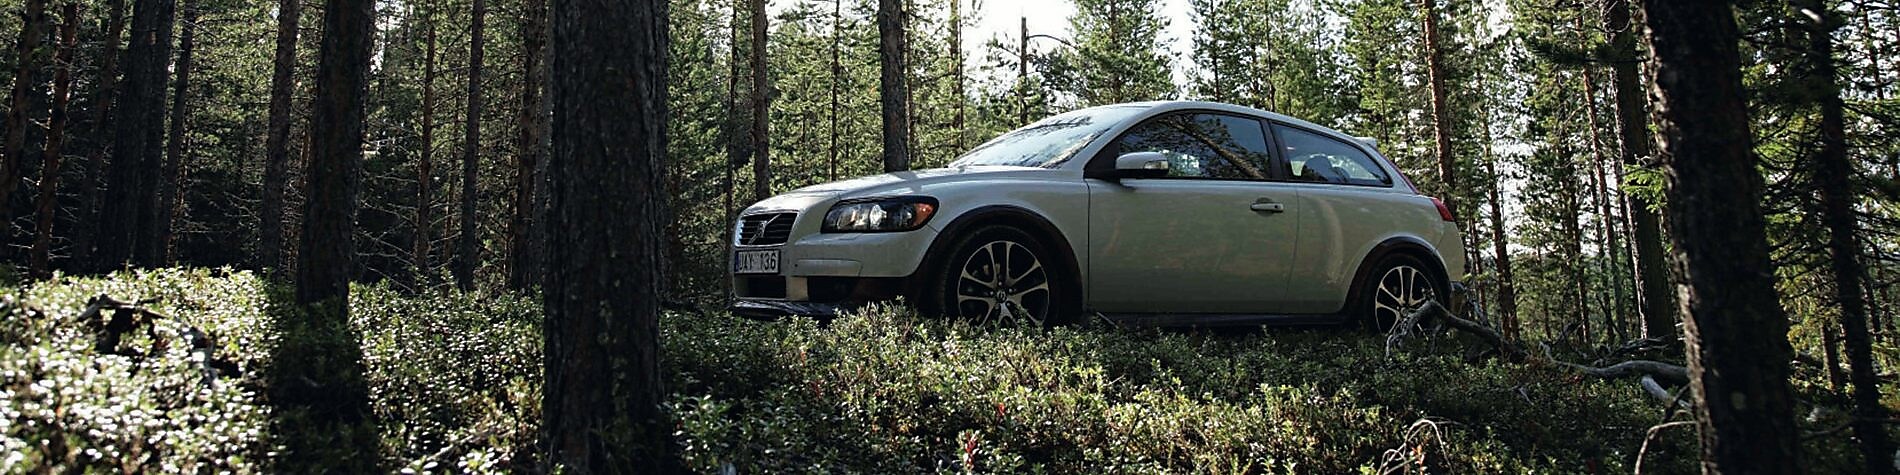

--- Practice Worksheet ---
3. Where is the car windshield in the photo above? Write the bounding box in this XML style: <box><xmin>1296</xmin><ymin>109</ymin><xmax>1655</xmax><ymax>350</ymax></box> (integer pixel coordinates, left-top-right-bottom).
<box><xmin>949</xmin><ymin>105</ymin><xmax>1145</xmax><ymax>168</ymax></box>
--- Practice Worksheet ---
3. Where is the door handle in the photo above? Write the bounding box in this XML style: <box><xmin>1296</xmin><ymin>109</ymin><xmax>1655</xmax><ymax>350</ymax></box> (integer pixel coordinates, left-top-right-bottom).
<box><xmin>1249</xmin><ymin>202</ymin><xmax>1286</xmax><ymax>213</ymax></box>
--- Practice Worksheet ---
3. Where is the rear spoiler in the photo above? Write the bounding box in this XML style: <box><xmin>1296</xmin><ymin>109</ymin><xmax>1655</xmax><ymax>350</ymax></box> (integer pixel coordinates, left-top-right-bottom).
<box><xmin>1355</xmin><ymin>136</ymin><xmax>1379</xmax><ymax>149</ymax></box>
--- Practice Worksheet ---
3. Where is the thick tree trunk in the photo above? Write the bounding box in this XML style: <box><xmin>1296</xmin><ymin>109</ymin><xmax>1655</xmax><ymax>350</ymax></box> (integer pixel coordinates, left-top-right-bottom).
<box><xmin>415</xmin><ymin>8</ymin><xmax>437</xmax><ymax>282</ymax></box>
<box><xmin>1421</xmin><ymin>0</ymin><xmax>1457</xmax><ymax>217</ymax></box>
<box><xmin>72</xmin><ymin>0</ymin><xmax>124</xmax><ymax>268</ymax></box>
<box><xmin>158</xmin><ymin>2</ymin><xmax>196</xmax><ymax>264</ymax></box>
<box><xmin>260</xmin><ymin>0</ymin><xmax>299</xmax><ymax>274</ymax></box>
<box><xmin>454</xmin><ymin>0</ymin><xmax>486</xmax><ymax>290</ymax></box>
<box><xmin>542</xmin><ymin>0</ymin><xmax>677</xmax><ymax>470</ymax></box>
<box><xmin>2</xmin><ymin>0</ymin><xmax>49</xmax><ymax>225</ymax></box>
<box><xmin>1641</xmin><ymin>1</ymin><xmax>1803</xmax><ymax>471</ymax></box>
<box><xmin>285</xmin><ymin>0</ymin><xmax>377</xmax><ymax>467</ymax></box>
<box><xmin>298</xmin><ymin>0</ymin><xmax>373</xmax><ymax>306</ymax></box>
<box><xmin>1607</xmin><ymin>0</ymin><xmax>1676</xmax><ymax>341</ymax></box>
<box><xmin>748</xmin><ymin>0</ymin><xmax>769</xmax><ymax>201</ymax></box>
<box><xmin>507</xmin><ymin>0</ymin><xmax>547</xmax><ymax>290</ymax></box>
<box><xmin>877</xmin><ymin>0</ymin><xmax>909</xmax><ymax>173</ymax></box>
<box><xmin>30</xmin><ymin>3</ymin><xmax>79</xmax><ymax>278</ymax></box>
<box><xmin>97</xmin><ymin>0</ymin><xmax>174</xmax><ymax>270</ymax></box>
<box><xmin>1793</xmin><ymin>0</ymin><xmax>1894</xmax><ymax>470</ymax></box>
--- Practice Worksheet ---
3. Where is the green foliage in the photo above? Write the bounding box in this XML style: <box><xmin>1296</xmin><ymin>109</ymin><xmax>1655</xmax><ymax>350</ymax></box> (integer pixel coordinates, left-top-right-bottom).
<box><xmin>667</xmin><ymin>304</ymin><xmax>1695</xmax><ymax>473</ymax></box>
<box><xmin>1047</xmin><ymin>0</ymin><xmax>1176</xmax><ymax>106</ymax></box>
<box><xmin>0</xmin><ymin>269</ymin><xmax>540</xmax><ymax>472</ymax></box>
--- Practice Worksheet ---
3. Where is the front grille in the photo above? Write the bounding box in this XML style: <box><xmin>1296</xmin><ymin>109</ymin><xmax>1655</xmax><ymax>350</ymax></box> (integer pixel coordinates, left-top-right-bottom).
<box><xmin>735</xmin><ymin>212</ymin><xmax>797</xmax><ymax>246</ymax></box>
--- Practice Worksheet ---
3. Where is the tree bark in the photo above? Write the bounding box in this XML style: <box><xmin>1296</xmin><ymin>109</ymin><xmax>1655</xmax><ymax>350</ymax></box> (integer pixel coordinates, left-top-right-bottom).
<box><xmin>30</xmin><ymin>3</ymin><xmax>79</xmax><ymax>278</ymax></box>
<box><xmin>260</xmin><ymin>0</ymin><xmax>300</xmax><ymax>274</ymax></box>
<box><xmin>1607</xmin><ymin>0</ymin><xmax>1676</xmax><ymax>341</ymax></box>
<box><xmin>1640</xmin><ymin>1</ymin><xmax>1803</xmax><ymax>471</ymax></box>
<box><xmin>2</xmin><ymin>0</ymin><xmax>49</xmax><ymax>226</ymax></box>
<box><xmin>828</xmin><ymin>0</ymin><xmax>840</xmax><ymax>181</ymax></box>
<box><xmin>877</xmin><ymin>0</ymin><xmax>909</xmax><ymax>173</ymax></box>
<box><xmin>542</xmin><ymin>0</ymin><xmax>677</xmax><ymax>470</ymax></box>
<box><xmin>1485</xmin><ymin>154</ymin><xmax>1517</xmax><ymax>339</ymax></box>
<box><xmin>454</xmin><ymin>0</ymin><xmax>487</xmax><ymax>290</ymax></box>
<box><xmin>1793</xmin><ymin>0</ymin><xmax>1894</xmax><ymax>470</ymax></box>
<box><xmin>158</xmin><ymin>2</ymin><xmax>195</xmax><ymax>265</ymax></box>
<box><xmin>298</xmin><ymin>0</ymin><xmax>373</xmax><ymax>306</ymax></box>
<box><xmin>507</xmin><ymin>0</ymin><xmax>547</xmax><ymax>290</ymax></box>
<box><xmin>72</xmin><ymin>0</ymin><xmax>125</xmax><ymax>268</ymax></box>
<box><xmin>1421</xmin><ymin>0</ymin><xmax>1457</xmax><ymax>218</ymax></box>
<box><xmin>748</xmin><ymin>0</ymin><xmax>770</xmax><ymax>201</ymax></box>
<box><xmin>949</xmin><ymin>0</ymin><xmax>964</xmax><ymax>152</ymax></box>
<box><xmin>97</xmin><ymin>0</ymin><xmax>174</xmax><ymax>270</ymax></box>
<box><xmin>415</xmin><ymin>4</ymin><xmax>437</xmax><ymax>282</ymax></box>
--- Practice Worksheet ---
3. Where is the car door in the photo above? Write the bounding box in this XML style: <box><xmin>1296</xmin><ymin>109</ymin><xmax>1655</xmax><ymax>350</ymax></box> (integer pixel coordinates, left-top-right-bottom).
<box><xmin>1272</xmin><ymin>122</ymin><xmax>1417</xmax><ymax>314</ymax></box>
<box><xmin>1085</xmin><ymin>112</ymin><xmax>1300</xmax><ymax>314</ymax></box>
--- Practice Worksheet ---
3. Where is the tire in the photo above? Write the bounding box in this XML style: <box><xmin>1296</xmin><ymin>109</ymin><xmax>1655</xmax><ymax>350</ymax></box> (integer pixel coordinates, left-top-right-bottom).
<box><xmin>1355</xmin><ymin>254</ymin><xmax>1448</xmax><ymax>334</ymax></box>
<box><xmin>920</xmin><ymin>225</ymin><xmax>1070</xmax><ymax>327</ymax></box>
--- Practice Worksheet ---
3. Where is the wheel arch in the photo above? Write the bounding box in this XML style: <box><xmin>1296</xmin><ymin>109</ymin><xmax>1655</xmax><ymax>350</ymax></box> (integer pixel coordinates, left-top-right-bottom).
<box><xmin>909</xmin><ymin>205</ymin><xmax>1086</xmax><ymax>314</ymax></box>
<box><xmin>1341</xmin><ymin>236</ymin><xmax>1452</xmax><ymax>314</ymax></box>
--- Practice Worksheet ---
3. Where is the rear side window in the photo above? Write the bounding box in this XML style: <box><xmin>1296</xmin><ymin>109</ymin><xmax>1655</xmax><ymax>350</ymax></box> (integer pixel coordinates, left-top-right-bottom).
<box><xmin>1112</xmin><ymin>113</ymin><xmax>1275</xmax><ymax>180</ymax></box>
<box><xmin>1275</xmin><ymin>124</ymin><xmax>1391</xmax><ymax>186</ymax></box>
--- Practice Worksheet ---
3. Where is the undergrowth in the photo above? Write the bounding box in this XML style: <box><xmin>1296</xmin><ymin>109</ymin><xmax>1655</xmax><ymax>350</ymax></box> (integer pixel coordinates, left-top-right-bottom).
<box><xmin>0</xmin><ymin>269</ymin><xmax>1862</xmax><ymax>473</ymax></box>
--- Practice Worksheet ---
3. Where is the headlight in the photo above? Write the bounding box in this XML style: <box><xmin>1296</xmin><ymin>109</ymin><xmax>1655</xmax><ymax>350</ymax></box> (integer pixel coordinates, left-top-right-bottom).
<box><xmin>822</xmin><ymin>197</ymin><xmax>938</xmax><ymax>233</ymax></box>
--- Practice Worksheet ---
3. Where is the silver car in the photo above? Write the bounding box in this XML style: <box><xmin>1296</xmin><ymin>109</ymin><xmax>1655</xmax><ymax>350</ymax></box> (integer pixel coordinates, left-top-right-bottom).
<box><xmin>730</xmin><ymin>101</ymin><xmax>1466</xmax><ymax>329</ymax></box>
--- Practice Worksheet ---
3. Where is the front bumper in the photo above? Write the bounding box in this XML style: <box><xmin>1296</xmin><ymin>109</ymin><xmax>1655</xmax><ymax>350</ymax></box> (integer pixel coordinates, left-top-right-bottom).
<box><xmin>730</xmin><ymin>226</ymin><xmax>939</xmax><ymax>305</ymax></box>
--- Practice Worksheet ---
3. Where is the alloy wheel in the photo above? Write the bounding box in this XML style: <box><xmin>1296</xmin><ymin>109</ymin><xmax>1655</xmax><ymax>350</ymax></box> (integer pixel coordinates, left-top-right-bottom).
<box><xmin>953</xmin><ymin>240</ymin><xmax>1052</xmax><ymax>326</ymax></box>
<box><xmin>1373</xmin><ymin>264</ymin><xmax>1435</xmax><ymax>333</ymax></box>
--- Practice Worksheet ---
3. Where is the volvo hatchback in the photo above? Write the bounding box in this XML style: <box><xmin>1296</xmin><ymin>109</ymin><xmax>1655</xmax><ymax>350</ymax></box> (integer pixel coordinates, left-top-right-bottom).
<box><xmin>729</xmin><ymin>101</ymin><xmax>1466</xmax><ymax>329</ymax></box>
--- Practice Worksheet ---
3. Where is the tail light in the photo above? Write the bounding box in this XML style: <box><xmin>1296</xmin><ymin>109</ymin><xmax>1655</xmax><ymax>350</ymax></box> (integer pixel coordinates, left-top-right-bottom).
<box><xmin>1430</xmin><ymin>197</ymin><xmax>1456</xmax><ymax>222</ymax></box>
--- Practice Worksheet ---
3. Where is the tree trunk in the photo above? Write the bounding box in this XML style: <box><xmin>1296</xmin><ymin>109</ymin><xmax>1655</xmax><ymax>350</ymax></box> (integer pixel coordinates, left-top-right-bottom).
<box><xmin>72</xmin><ymin>0</ymin><xmax>124</xmax><ymax>268</ymax></box>
<box><xmin>30</xmin><ymin>3</ymin><xmax>79</xmax><ymax>278</ymax></box>
<box><xmin>1793</xmin><ymin>0</ymin><xmax>1894</xmax><ymax>470</ymax></box>
<box><xmin>828</xmin><ymin>0</ymin><xmax>840</xmax><ymax>181</ymax></box>
<box><xmin>507</xmin><ymin>0</ymin><xmax>547</xmax><ymax>290</ymax></box>
<box><xmin>1578</xmin><ymin>56</ymin><xmax>1623</xmax><ymax>341</ymax></box>
<box><xmin>542</xmin><ymin>0</ymin><xmax>677</xmax><ymax>470</ymax></box>
<box><xmin>97</xmin><ymin>0</ymin><xmax>173</xmax><ymax>270</ymax></box>
<box><xmin>1607</xmin><ymin>0</ymin><xmax>1676</xmax><ymax>341</ymax></box>
<box><xmin>1640</xmin><ymin>1</ymin><xmax>1803</xmax><ymax>471</ymax></box>
<box><xmin>2</xmin><ymin>0</ymin><xmax>49</xmax><ymax>227</ymax></box>
<box><xmin>949</xmin><ymin>0</ymin><xmax>964</xmax><ymax>152</ymax></box>
<box><xmin>260</xmin><ymin>0</ymin><xmax>299</xmax><ymax>274</ymax></box>
<box><xmin>1483</xmin><ymin>131</ymin><xmax>1517</xmax><ymax>339</ymax></box>
<box><xmin>415</xmin><ymin>5</ymin><xmax>437</xmax><ymax>282</ymax></box>
<box><xmin>454</xmin><ymin>0</ymin><xmax>487</xmax><ymax>290</ymax></box>
<box><xmin>158</xmin><ymin>2</ymin><xmax>195</xmax><ymax>264</ymax></box>
<box><xmin>748</xmin><ymin>0</ymin><xmax>770</xmax><ymax>201</ymax></box>
<box><xmin>877</xmin><ymin>0</ymin><xmax>909</xmax><ymax>172</ymax></box>
<box><xmin>286</xmin><ymin>0</ymin><xmax>377</xmax><ymax>466</ymax></box>
<box><xmin>1421</xmin><ymin>0</ymin><xmax>1457</xmax><ymax>218</ymax></box>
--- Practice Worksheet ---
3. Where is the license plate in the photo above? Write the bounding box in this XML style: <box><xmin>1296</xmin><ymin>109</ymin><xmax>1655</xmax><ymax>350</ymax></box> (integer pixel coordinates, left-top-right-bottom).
<box><xmin>733</xmin><ymin>249</ymin><xmax>780</xmax><ymax>274</ymax></box>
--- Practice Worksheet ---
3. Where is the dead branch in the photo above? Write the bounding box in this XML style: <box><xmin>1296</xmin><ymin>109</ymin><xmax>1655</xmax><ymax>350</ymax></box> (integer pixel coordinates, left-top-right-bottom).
<box><xmin>1553</xmin><ymin>359</ymin><xmax>1691</xmax><ymax>387</ymax></box>
<box><xmin>1398</xmin><ymin>300</ymin><xmax>1528</xmax><ymax>363</ymax></box>
<box><xmin>1634</xmin><ymin>421</ymin><xmax>1695</xmax><ymax>475</ymax></box>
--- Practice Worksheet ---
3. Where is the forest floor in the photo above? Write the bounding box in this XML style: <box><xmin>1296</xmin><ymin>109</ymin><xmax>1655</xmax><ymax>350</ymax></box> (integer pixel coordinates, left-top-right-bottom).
<box><xmin>0</xmin><ymin>268</ymin><xmax>1867</xmax><ymax>473</ymax></box>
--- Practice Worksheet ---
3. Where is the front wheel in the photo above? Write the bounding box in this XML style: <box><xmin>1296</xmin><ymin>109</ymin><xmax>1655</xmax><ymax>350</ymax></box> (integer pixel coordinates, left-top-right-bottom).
<box><xmin>1357</xmin><ymin>254</ymin><xmax>1446</xmax><ymax>334</ymax></box>
<box><xmin>921</xmin><ymin>225</ymin><xmax>1068</xmax><ymax>327</ymax></box>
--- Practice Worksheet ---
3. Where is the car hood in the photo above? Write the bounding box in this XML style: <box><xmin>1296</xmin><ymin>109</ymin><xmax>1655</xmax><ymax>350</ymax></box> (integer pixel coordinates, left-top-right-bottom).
<box><xmin>744</xmin><ymin>165</ymin><xmax>1048</xmax><ymax>213</ymax></box>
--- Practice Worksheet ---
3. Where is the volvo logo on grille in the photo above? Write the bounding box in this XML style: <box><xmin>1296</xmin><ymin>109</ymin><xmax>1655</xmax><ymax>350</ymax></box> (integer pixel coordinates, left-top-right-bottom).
<box><xmin>741</xmin><ymin>214</ymin><xmax>782</xmax><ymax>246</ymax></box>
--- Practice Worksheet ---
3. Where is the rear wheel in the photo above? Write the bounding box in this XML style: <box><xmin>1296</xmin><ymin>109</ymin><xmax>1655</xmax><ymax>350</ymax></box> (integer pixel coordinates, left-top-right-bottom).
<box><xmin>922</xmin><ymin>225</ymin><xmax>1067</xmax><ymax>326</ymax></box>
<box><xmin>1357</xmin><ymin>254</ymin><xmax>1446</xmax><ymax>333</ymax></box>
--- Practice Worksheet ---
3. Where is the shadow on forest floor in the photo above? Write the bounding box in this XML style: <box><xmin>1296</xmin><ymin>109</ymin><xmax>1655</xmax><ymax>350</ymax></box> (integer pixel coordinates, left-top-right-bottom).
<box><xmin>261</xmin><ymin>285</ymin><xmax>383</xmax><ymax>473</ymax></box>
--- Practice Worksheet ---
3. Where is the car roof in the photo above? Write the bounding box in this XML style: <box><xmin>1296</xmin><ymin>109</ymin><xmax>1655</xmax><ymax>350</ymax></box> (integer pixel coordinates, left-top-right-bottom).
<box><xmin>1131</xmin><ymin>100</ymin><xmax>1363</xmax><ymax>144</ymax></box>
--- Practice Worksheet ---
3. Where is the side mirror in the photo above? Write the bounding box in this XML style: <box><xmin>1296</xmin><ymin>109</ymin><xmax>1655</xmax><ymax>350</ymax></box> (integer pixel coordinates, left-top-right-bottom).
<box><xmin>1091</xmin><ymin>152</ymin><xmax>1170</xmax><ymax>181</ymax></box>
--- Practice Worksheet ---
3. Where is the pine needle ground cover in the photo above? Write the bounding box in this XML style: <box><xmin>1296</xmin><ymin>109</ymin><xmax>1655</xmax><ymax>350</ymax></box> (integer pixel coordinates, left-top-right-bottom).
<box><xmin>1</xmin><ymin>268</ymin><xmax>1853</xmax><ymax>473</ymax></box>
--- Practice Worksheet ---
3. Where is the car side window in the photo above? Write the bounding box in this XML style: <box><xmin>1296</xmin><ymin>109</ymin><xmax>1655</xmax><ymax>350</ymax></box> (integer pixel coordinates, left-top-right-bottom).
<box><xmin>1275</xmin><ymin>124</ymin><xmax>1391</xmax><ymax>186</ymax></box>
<box><xmin>1113</xmin><ymin>113</ymin><xmax>1275</xmax><ymax>180</ymax></box>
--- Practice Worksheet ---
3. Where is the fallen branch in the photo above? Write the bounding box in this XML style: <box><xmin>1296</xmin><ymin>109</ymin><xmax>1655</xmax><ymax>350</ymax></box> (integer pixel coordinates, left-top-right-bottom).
<box><xmin>1634</xmin><ymin>421</ymin><xmax>1695</xmax><ymax>475</ymax></box>
<box><xmin>1553</xmin><ymin>359</ymin><xmax>1690</xmax><ymax>387</ymax></box>
<box><xmin>1397</xmin><ymin>300</ymin><xmax>1527</xmax><ymax>363</ymax></box>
